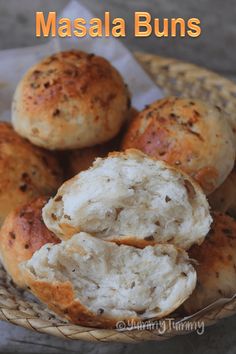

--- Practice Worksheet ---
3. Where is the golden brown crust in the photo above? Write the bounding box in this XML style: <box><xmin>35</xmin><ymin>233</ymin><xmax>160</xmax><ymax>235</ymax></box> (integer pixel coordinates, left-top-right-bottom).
<box><xmin>22</xmin><ymin>276</ymin><xmax>121</xmax><ymax>328</ymax></box>
<box><xmin>63</xmin><ymin>135</ymin><xmax>121</xmax><ymax>179</ymax></box>
<box><xmin>183</xmin><ymin>212</ymin><xmax>236</xmax><ymax>314</ymax></box>
<box><xmin>209</xmin><ymin>164</ymin><xmax>236</xmax><ymax>218</ymax></box>
<box><xmin>23</xmin><ymin>239</ymin><xmax>190</xmax><ymax>328</ymax></box>
<box><xmin>107</xmin><ymin>237</ymin><xmax>194</xmax><ymax>252</ymax></box>
<box><xmin>12</xmin><ymin>50</ymin><xmax>130</xmax><ymax>150</ymax></box>
<box><xmin>62</xmin><ymin>107</ymin><xmax>138</xmax><ymax>178</ymax></box>
<box><xmin>0</xmin><ymin>197</ymin><xmax>59</xmax><ymax>288</ymax></box>
<box><xmin>108</xmin><ymin>236</ymin><xmax>156</xmax><ymax>249</ymax></box>
<box><xmin>0</xmin><ymin>123</ymin><xmax>63</xmax><ymax>225</ymax></box>
<box><xmin>122</xmin><ymin>97</ymin><xmax>235</xmax><ymax>194</ymax></box>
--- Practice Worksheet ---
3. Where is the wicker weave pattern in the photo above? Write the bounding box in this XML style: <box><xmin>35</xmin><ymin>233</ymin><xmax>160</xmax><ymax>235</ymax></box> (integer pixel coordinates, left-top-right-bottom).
<box><xmin>0</xmin><ymin>53</ymin><xmax>236</xmax><ymax>342</ymax></box>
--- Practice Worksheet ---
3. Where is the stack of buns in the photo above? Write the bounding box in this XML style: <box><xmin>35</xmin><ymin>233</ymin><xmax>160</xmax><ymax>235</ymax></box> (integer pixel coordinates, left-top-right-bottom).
<box><xmin>0</xmin><ymin>49</ymin><xmax>236</xmax><ymax>328</ymax></box>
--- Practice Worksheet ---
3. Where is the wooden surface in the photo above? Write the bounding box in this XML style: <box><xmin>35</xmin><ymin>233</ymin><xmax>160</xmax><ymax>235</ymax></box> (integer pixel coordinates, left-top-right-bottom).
<box><xmin>0</xmin><ymin>0</ymin><xmax>236</xmax><ymax>353</ymax></box>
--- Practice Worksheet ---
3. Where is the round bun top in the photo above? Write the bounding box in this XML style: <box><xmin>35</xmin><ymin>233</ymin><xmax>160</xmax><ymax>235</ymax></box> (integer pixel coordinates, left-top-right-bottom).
<box><xmin>12</xmin><ymin>50</ymin><xmax>130</xmax><ymax>150</ymax></box>
<box><xmin>122</xmin><ymin>97</ymin><xmax>235</xmax><ymax>194</ymax></box>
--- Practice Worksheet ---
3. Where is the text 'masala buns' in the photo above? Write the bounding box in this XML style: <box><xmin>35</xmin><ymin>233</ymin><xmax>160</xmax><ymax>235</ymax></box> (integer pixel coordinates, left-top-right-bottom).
<box><xmin>183</xmin><ymin>212</ymin><xmax>236</xmax><ymax>314</ymax></box>
<box><xmin>122</xmin><ymin>97</ymin><xmax>235</xmax><ymax>194</ymax></box>
<box><xmin>209</xmin><ymin>165</ymin><xmax>236</xmax><ymax>218</ymax></box>
<box><xmin>12</xmin><ymin>50</ymin><xmax>130</xmax><ymax>150</ymax></box>
<box><xmin>0</xmin><ymin>122</ymin><xmax>62</xmax><ymax>225</ymax></box>
<box><xmin>43</xmin><ymin>149</ymin><xmax>212</xmax><ymax>250</ymax></box>
<box><xmin>21</xmin><ymin>232</ymin><xmax>196</xmax><ymax>328</ymax></box>
<box><xmin>0</xmin><ymin>197</ymin><xmax>59</xmax><ymax>288</ymax></box>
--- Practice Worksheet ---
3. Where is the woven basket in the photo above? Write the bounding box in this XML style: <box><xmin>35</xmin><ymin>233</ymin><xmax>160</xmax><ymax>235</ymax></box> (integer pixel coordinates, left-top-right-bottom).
<box><xmin>1</xmin><ymin>52</ymin><xmax>236</xmax><ymax>343</ymax></box>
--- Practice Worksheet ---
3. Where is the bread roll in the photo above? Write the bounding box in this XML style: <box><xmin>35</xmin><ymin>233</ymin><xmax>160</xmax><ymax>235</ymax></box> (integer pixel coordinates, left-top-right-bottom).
<box><xmin>0</xmin><ymin>122</ymin><xmax>62</xmax><ymax>225</ymax></box>
<box><xmin>43</xmin><ymin>149</ymin><xmax>212</xmax><ymax>250</ymax></box>
<box><xmin>0</xmin><ymin>197</ymin><xmax>59</xmax><ymax>288</ymax></box>
<box><xmin>22</xmin><ymin>232</ymin><xmax>196</xmax><ymax>328</ymax></box>
<box><xmin>122</xmin><ymin>97</ymin><xmax>235</xmax><ymax>195</ymax></box>
<box><xmin>64</xmin><ymin>107</ymin><xmax>138</xmax><ymax>178</ymax></box>
<box><xmin>209</xmin><ymin>165</ymin><xmax>236</xmax><ymax>218</ymax></box>
<box><xmin>183</xmin><ymin>212</ymin><xmax>236</xmax><ymax>314</ymax></box>
<box><xmin>12</xmin><ymin>50</ymin><xmax>130</xmax><ymax>150</ymax></box>
<box><xmin>64</xmin><ymin>136</ymin><xmax>120</xmax><ymax>179</ymax></box>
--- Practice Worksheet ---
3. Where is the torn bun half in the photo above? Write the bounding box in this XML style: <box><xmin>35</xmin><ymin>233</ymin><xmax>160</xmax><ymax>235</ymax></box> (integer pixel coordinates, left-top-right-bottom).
<box><xmin>43</xmin><ymin>149</ymin><xmax>212</xmax><ymax>250</ymax></box>
<box><xmin>21</xmin><ymin>232</ymin><xmax>196</xmax><ymax>328</ymax></box>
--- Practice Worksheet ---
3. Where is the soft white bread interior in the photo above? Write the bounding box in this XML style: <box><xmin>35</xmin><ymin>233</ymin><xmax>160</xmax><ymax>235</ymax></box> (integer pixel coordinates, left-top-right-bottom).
<box><xmin>21</xmin><ymin>232</ymin><xmax>196</xmax><ymax>328</ymax></box>
<box><xmin>43</xmin><ymin>149</ymin><xmax>212</xmax><ymax>250</ymax></box>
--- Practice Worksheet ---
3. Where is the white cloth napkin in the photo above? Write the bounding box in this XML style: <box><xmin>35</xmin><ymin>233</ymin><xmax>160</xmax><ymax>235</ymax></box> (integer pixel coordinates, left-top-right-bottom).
<box><xmin>0</xmin><ymin>0</ymin><xmax>163</xmax><ymax>122</ymax></box>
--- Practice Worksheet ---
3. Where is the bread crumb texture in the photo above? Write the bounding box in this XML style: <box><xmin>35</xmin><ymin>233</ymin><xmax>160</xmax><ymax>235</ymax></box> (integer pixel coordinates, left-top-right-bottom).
<box><xmin>43</xmin><ymin>149</ymin><xmax>212</xmax><ymax>250</ymax></box>
<box><xmin>22</xmin><ymin>232</ymin><xmax>196</xmax><ymax>327</ymax></box>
